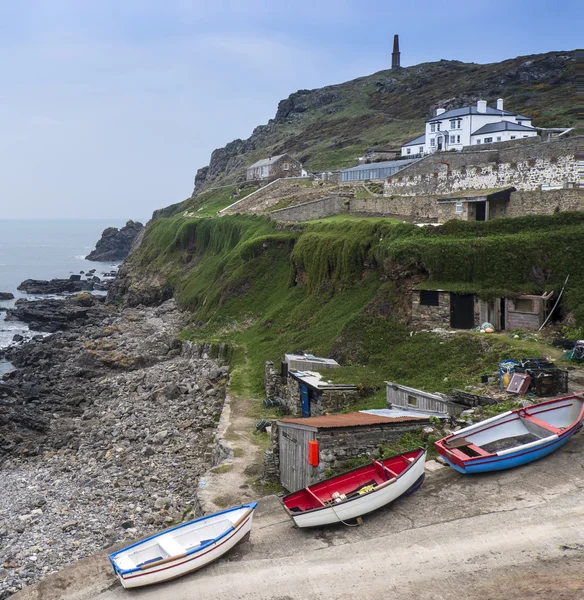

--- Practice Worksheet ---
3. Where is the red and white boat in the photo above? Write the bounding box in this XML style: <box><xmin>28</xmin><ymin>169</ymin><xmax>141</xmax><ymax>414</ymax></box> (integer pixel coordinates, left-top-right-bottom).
<box><xmin>280</xmin><ymin>448</ymin><xmax>426</xmax><ymax>528</ymax></box>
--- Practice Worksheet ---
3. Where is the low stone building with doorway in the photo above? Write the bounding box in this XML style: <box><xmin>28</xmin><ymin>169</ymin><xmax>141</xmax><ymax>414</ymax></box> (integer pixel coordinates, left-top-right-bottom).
<box><xmin>262</xmin><ymin>412</ymin><xmax>430</xmax><ymax>491</ymax></box>
<box><xmin>246</xmin><ymin>154</ymin><xmax>303</xmax><ymax>181</ymax></box>
<box><xmin>265</xmin><ymin>357</ymin><xmax>359</xmax><ymax>417</ymax></box>
<box><xmin>411</xmin><ymin>287</ymin><xmax>554</xmax><ymax>331</ymax></box>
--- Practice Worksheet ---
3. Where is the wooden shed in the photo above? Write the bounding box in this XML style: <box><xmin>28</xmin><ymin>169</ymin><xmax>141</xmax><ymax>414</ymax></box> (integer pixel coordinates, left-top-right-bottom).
<box><xmin>274</xmin><ymin>412</ymin><xmax>429</xmax><ymax>491</ymax></box>
<box><xmin>385</xmin><ymin>381</ymin><xmax>465</xmax><ymax>418</ymax></box>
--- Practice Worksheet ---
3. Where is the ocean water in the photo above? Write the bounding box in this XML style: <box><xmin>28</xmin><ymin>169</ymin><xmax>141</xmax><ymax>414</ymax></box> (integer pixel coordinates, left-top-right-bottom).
<box><xmin>0</xmin><ymin>219</ymin><xmax>135</xmax><ymax>373</ymax></box>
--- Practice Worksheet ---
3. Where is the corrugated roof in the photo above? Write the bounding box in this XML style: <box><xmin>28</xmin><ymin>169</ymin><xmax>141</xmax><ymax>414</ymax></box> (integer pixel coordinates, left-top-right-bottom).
<box><xmin>340</xmin><ymin>158</ymin><xmax>418</xmax><ymax>173</ymax></box>
<box><xmin>247</xmin><ymin>155</ymin><xmax>287</xmax><ymax>169</ymax></box>
<box><xmin>471</xmin><ymin>121</ymin><xmax>537</xmax><ymax>136</ymax></box>
<box><xmin>279</xmin><ymin>411</ymin><xmax>427</xmax><ymax>429</ymax></box>
<box><xmin>402</xmin><ymin>134</ymin><xmax>426</xmax><ymax>146</ymax></box>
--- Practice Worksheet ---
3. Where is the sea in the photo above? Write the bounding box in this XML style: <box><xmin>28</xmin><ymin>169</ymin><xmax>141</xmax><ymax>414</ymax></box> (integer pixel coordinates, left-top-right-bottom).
<box><xmin>0</xmin><ymin>219</ymin><xmax>138</xmax><ymax>375</ymax></box>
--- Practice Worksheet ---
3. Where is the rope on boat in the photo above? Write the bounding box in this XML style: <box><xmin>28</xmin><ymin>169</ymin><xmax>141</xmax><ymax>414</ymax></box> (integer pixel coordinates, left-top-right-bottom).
<box><xmin>257</xmin><ymin>518</ymin><xmax>292</xmax><ymax>530</ymax></box>
<box><xmin>330</xmin><ymin>505</ymin><xmax>363</xmax><ymax>527</ymax></box>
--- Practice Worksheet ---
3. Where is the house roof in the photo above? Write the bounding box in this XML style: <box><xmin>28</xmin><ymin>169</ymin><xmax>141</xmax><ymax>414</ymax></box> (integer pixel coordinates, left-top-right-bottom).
<box><xmin>402</xmin><ymin>134</ymin><xmax>426</xmax><ymax>147</ymax></box>
<box><xmin>471</xmin><ymin>121</ymin><xmax>537</xmax><ymax>136</ymax></box>
<box><xmin>340</xmin><ymin>158</ymin><xmax>418</xmax><ymax>173</ymax></box>
<box><xmin>247</xmin><ymin>154</ymin><xmax>295</xmax><ymax>169</ymax></box>
<box><xmin>278</xmin><ymin>411</ymin><xmax>427</xmax><ymax>429</ymax></box>
<box><xmin>427</xmin><ymin>106</ymin><xmax>525</xmax><ymax>123</ymax></box>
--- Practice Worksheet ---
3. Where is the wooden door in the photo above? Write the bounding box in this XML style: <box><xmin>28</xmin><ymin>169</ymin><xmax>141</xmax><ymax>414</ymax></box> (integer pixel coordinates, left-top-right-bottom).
<box><xmin>279</xmin><ymin>425</ymin><xmax>317</xmax><ymax>492</ymax></box>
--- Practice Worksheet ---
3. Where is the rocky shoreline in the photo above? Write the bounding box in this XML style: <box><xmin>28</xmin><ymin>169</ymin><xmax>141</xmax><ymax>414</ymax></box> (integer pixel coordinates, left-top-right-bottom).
<box><xmin>0</xmin><ymin>296</ymin><xmax>228</xmax><ymax>599</ymax></box>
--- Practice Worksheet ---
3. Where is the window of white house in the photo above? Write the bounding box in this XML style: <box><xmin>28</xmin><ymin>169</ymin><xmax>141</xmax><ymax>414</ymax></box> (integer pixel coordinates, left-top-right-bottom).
<box><xmin>419</xmin><ymin>146</ymin><xmax>424</xmax><ymax>153</ymax></box>
<box><xmin>450</xmin><ymin>136</ymin><xmax>456</xmax><ymax>143</ymax></box>
<box><xmin>430</xmin><ymin>138</ymin><xmax>436</xmax><ymax>146</ymax></box>
<box><xmin>457</xmin><ymin>119</ymin><xmax>462</xmax><ymax>128</ymax></box>
<box><xmin>484</xmin><ymin>137</ymin><xmax>493</xmax><ymax>143</ymax></box>
<box><xmin>436</xmin><ymin>123</ymin><xmax>441</xmax><ymax>131</ymax></box>
<box><xmin>407</xmin><ymin>148</ymin><xmax>411</xmax><ymax>154</ymax></box>
<box><xmin>450</xmin><ymin>120</ymin><xmax>456</xmax><ymax>129</ymax></box>
<box><xmin>476</xmin><ymin>139</ymin><xmax>481</xmax><ymax>144</ymax></box>
<box><xmin>431</xmin><ymin>124</ymin><xmax>436</xmax><ymax>132</ymax></box>
<box><xmin>510</xmin><ymin>136</ymin><xmax>516</xmax><ymax>139</ymax></box>
<box><xmin>497</xmin><ymin>137</ymin><xmax>502</xmax><ymax>141</ymax></box>
<box><xmin>283</xmin><ymin>163</ymin><xmax>289</xmax><ymax>170</ymax></box>
<box><xmin>523</xmin><ymin>135</ymin><xmax>529</xmax><ymax>137</ymax></box>
<box><xmin>455</xmin><ymin>201</ymin><xmax>463</xmax><ymax>214</ymax></box>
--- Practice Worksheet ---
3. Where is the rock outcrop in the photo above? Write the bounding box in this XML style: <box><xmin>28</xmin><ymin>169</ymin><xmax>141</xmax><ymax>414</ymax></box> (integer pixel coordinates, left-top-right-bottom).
<box><xmin>0</xmin><ymin>292</ymin><xmax>14</xmax><ymax>300</ymax></box>
<box><xmin>85</xmin><ymin>220</ymin><xmax>144</xmax><ymax>262</ymax></box>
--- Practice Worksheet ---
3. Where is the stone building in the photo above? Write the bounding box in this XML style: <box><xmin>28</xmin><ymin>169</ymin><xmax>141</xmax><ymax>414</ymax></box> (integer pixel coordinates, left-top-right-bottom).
<box><xmin>263</xmin><ymin>412</ymin><xmax>429</xmax><ymax>491</ymax></box>
<box><xmin>411</xmin><ymin>288</ymin><xmax>554</xmax><ymax>331</ymax></box>
<box><xmin>265</xmin><ymin>359</ymin><xmax>359</xmax><ymax>417</ymax></box>
<box><xmin>246</xmin><ymin>154</ymin><xmax>303</xmax><ymax>181</ymax></box>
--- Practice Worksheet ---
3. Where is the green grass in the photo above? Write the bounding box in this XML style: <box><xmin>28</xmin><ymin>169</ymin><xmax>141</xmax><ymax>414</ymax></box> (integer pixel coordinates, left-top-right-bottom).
<box><xmin>127</xmin><ymin>212</ymin><xmax>584</xmax><ymax>404</ymax></box>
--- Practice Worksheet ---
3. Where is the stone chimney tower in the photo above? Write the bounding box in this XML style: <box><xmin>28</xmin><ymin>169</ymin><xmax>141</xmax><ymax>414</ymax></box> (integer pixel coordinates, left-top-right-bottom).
<box><xmin>392</xmin><ymin>34</ymin><xmax>401</xmax><ymax>69</ymax></box>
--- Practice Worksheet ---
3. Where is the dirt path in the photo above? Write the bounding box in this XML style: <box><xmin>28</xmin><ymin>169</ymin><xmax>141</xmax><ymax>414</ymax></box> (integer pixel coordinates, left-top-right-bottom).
<box><xmin>196</xmin><ymin>393</ymin><xmax>267</xmax><ymax>513</ymax></box>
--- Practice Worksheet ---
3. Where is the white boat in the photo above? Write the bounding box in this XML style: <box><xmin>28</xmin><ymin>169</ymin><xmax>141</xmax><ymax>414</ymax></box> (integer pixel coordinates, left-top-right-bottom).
<box><xmin>109</xmin><ymin>502</ymin><xmax>258</xmax><ymax>588</ymax></box>
<box><xmin>280</xmin><ymin>449</ymin><xmax>426</xmax><ymax>528</ymax></box>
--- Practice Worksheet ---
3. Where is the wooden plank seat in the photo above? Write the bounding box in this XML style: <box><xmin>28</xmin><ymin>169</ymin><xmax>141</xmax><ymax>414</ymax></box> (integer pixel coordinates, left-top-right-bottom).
<box><xmin>304</xmin><ymin>487</ymin><xmax>326</xmax><ymax>507</ymax></box>
<box><xmin>158</xmin><ymin>537</ymin><xmax>185</xmax><ymax>558</ymax></box>
<box><xmin>466</xmin><ymin>443</ymin><xmax>492</xmax><ymax>457</ymax></box>
<box><xmin>520</xmin><ymin>413</ymin><xmax>563</xmax><ymax>435</ymax></box>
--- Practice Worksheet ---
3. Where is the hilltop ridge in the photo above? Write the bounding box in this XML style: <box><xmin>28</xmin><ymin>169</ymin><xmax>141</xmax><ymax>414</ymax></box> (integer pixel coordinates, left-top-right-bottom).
<box><xmin>193</xmin><ymin>50</ymin><xmax>576</xmax><ymax>192</ymax></box>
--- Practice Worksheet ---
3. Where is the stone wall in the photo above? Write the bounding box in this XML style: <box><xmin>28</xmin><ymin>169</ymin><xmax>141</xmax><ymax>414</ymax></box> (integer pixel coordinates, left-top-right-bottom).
<box><xmin>270</xmin><ymin>195</ymin><xmax>349</xmax><ymax>222</ymax></box>
<box><xmin>384</xmin><ymin>136</ymin><xmax>578</xmax><ymax>196</ymax></box>
<box><xmin>316</xmin><ymin>421</ymin><xmax>430</xmax><ymax>475</ymax></box>
<box><xmin>310</xmin><ymin>388</ymin><xmax>360</xmax><ymax>416</ymax></box>
<box><xmin>505</xmin><ymin>189</ymin><xmax>581</xmax><ymax>216</ymax></box>
<box><xmin>411</xmin><ymin>291</ymin><xmax>451</xmax><ymax>328</ymax></box>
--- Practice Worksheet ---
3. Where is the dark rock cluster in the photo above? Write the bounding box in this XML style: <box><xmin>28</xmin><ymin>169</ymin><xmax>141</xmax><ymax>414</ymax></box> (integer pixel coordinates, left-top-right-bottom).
<box><xmin>85</xmin><ymin>220</ymin><xmax>144</xmax><ymax>262</ymax></box>
<box><xmin>0</xmin><ymin>299</ymin><xmax>228</xmax><ymax>598</ymax></box>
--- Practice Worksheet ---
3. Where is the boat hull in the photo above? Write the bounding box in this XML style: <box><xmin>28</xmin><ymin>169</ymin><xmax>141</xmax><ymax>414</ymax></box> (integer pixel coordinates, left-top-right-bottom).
<box><xmin>286</xmin><ymin>450</ymin><xmax>426</xmax><ymax>528</ymax></box>
<box><xmin>435</xmin><ymin>395</ymin><xmax>584</xmax><ymax>474</ymax></box>
<box><xmin>442</xmin><ymin>426</ymin><xmax>580</xmax><ymax>474</ymax></box>
<box><xmin>110</xmin><ymin>504</ymin><xmax>256</xmax><ymax>588</ymax></box>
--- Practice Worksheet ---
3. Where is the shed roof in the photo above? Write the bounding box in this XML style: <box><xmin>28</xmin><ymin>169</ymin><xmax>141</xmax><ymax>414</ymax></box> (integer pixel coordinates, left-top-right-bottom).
<box><xmin>435</xmin><ymin>187</ymin><xmax>515</xmax><ymax>202</ymax></box>
<box><xmin>471</xmin><ymin>121</ymin><xmax>537</xmax><ymax>136</ymax></box>
<box><xmin>278</xmin><ymin>411</ymin><xmax>427</xmax><ymax>429</ymax></box>
<box><xmin>340</xmin><ymin>158</ymin><xmax>418</xmax><ymax>173</ymax></box>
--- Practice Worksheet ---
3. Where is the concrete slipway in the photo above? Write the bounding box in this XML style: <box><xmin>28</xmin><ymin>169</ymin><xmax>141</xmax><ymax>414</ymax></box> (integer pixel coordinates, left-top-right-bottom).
<box><xmin>14</xmin><ymin>436</ymin><xmax>584</xmax><ymax>600</ymax></box>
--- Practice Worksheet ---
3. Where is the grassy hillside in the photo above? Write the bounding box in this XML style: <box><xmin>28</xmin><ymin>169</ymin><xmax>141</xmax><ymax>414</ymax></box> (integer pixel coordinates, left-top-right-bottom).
<box><xmin>120</xmin><ymin>212</ymin><xmax>584</xmax><ymax>402</ymax></box>
<box><xmin>193</xmin><ymin>50</ymin><xmax>576</xmax><ymax>191</ymax></box>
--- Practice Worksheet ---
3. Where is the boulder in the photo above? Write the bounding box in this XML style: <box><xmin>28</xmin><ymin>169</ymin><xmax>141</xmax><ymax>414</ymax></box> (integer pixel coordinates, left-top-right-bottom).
<box><xmin>0</xmin><ymin>292</ymin><xmax>14</xmax><ymax>300</ymax></box>
<box><xmin>85</xmin><ymin>221</ymin><xmax>144</xmax><ymax>262</ymax></box>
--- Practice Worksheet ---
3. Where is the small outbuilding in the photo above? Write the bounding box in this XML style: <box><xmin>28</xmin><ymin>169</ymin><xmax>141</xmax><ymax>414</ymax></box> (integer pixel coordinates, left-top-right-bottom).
<box><xmin>263</xmin><ymin>412</ymin><xmax>430</xmax><ymax>491</ymax></box>
<box><xmin>385</xmin><ymin>381</ymin><xmax>465</xmax><ymax>418</ymax></box>
<box><xmin>411</xmin><ymin>287</ymin><xmax>554</xmax><ymax>331</ymax></box>
<box><xmin>339</xmin><ymin>158</ymin><xmax>417</xmax><ymax>182</ymax></box>
<box><xmin>246</xmin><ymin>154</ymin><xmax>302</xmax><ymax>181</ymax></box>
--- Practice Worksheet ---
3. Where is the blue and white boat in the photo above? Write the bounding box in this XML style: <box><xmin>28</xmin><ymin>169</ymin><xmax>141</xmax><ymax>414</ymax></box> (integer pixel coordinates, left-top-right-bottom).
<box><xmin>109</xmin><ymin>502</ymin><xmax>258</xmax><ymax>588</ymax></box>
<box><xmin>435</xmin><ymin>394</ymin><xmax>584</xmax><ymax>474</ymax></box>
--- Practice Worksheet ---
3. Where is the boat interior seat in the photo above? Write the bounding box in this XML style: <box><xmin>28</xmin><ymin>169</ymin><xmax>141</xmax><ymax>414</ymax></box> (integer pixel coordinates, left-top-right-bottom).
<box><xmin>519</xmin><ymin>412</ymin><xmax>562</xmax><ymax>436</ymax></box>
<box><xmin>158</xmin><ymin>537</ymin><xmax>187</xmax><ymax>557</ymax></box>
<box><xmin>174</xmin><ymin>519</ymin><xmax>232</xmax><ymax>550</ymax></box>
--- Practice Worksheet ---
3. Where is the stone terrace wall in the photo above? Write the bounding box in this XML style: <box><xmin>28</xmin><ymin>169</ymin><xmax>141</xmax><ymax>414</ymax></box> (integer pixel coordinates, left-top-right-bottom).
<box><xmin>270</xmin><ymin>196</ymin><xmax>349</xmax><ymax>222</ymax></box>
<box><xmin>506</xmin><ymin>189</ymin><xmax>581</xmax><ymax>216</ymax></box>
<box><xmin>384</xmin><ymin>136</ymin><xmax>578</xmax><ymax>196</ymax></box>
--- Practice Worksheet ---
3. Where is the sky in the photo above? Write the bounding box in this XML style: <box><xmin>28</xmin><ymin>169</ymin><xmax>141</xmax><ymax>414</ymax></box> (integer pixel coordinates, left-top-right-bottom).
<box><xmin>0</xmin><ymin>0</ymin><xmax>580</xmax><ymax>220</ymax></box>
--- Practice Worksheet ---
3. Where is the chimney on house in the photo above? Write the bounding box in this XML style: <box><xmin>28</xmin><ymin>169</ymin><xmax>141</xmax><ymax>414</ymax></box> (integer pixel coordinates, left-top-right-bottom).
<box><xmin>496</xmin><ymin>98</ymin><xmax>504</xmax><ymax>111</ymax></box>
<box><xmin>392</xmin><ymin>34</ymin><xmax>401</xmax><ymax>69</ymax></box>
<box><xmin>436</xmin><ymin>108</ymin><xmax>446</xmax><ymax>116</ymax></box>
<box><xmin>477</xmin><ymin>100</ymin><xmax>487</xmax><ymax>113</ymax></box>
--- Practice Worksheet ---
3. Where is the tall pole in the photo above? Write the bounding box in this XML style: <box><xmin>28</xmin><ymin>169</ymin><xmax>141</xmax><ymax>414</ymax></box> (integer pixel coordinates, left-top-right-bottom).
<box><xmin>392</xmin><ymin>34</ymin><xmax>400</xmax><ymax>69</ymax></box>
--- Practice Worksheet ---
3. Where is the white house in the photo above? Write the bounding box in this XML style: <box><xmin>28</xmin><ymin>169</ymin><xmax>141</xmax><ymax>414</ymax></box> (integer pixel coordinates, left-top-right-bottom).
<box><xmin>401</xmin><ymin>99</ymin><xmax>538</xmax><ymax>157</ymax></box>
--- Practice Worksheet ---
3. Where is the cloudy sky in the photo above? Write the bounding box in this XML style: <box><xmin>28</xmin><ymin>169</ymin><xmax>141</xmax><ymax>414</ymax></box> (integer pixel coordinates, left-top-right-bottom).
<box><xmin>0</xmin><ymin>0</ymin><xmax>580</xmax><ymax>220</ymax></box>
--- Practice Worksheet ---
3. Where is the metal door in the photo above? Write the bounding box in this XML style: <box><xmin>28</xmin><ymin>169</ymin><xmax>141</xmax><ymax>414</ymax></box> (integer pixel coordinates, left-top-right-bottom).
<box><xmin>300</xmin><ymin>384</ymin><xmax>310</xmax><ymax>417</ymax></box>
<box><xmin>450</xmin><ymin>293</ymin><xmax>475</xmax><ymax>329</ymax></box>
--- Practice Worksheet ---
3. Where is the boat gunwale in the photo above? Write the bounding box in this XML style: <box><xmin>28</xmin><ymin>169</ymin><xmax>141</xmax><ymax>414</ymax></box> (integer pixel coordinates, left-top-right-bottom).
<box><xmin>436</xmin><ymin>395</ymin><xmax>584</xmax><ymax>469</ymax></box>
<box><xmin>279</xmin><ymin>448</ymin><xmax>426</xmax><ymax>518</ymax></box>
<box><xmin>109</xmin><ymin>502</ymin><xmax>258</xmax><ymax>576</ymax></box>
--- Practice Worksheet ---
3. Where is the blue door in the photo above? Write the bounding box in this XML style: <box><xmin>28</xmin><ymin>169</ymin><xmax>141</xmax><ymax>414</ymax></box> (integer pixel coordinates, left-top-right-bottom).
<box><xmin>300</xmin><ymin>384</ymin><xmax>310</xmax><ymax>417</ymax></box>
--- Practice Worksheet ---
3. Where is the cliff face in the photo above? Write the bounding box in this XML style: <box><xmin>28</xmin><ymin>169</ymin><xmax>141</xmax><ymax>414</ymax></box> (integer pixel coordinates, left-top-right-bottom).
<box><xmin>192</xmin><ymin>50</ymin><xmax>576</xmax><ymax>192</ymax></box>
<box><xmin>86</xmin><ymin>220</ymin><xmax>144</xmax><ymax>262</ymax></box>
